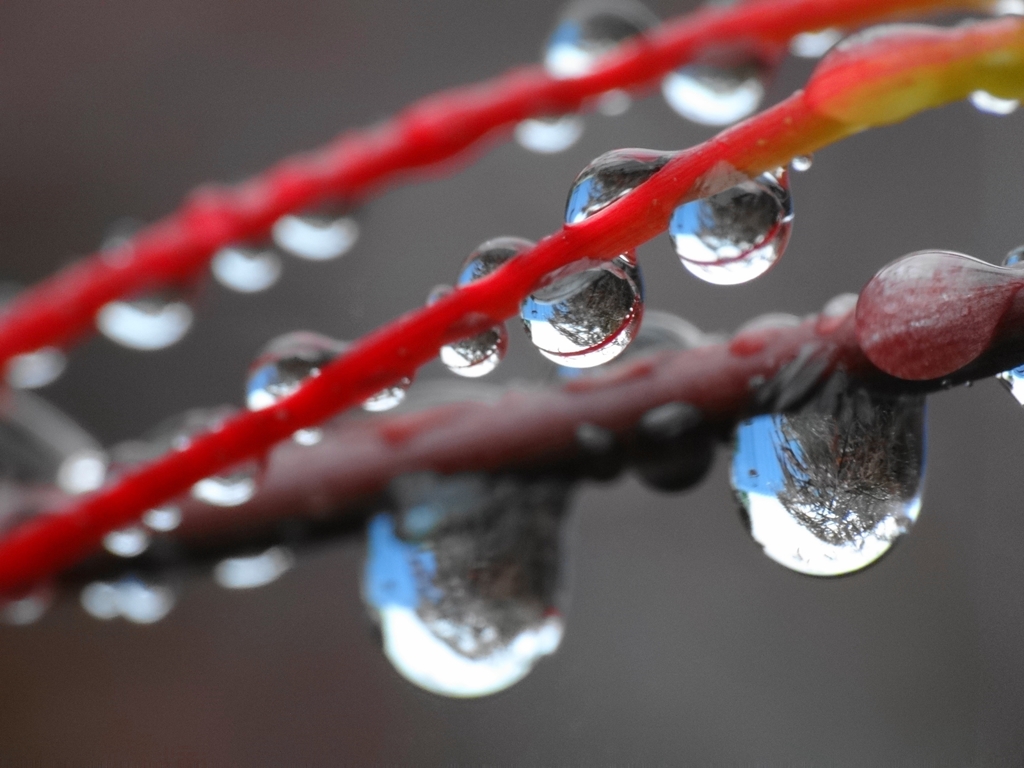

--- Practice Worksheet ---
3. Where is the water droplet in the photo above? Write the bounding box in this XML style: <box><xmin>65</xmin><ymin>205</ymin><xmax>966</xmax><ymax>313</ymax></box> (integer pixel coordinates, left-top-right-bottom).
<box><xmin>789</xmin><ymin>28</ymin><xmax>843</xmax><ymax>59</ymax></box>
<box><xmin>211</xmin><ymin>244</ymin><xmax>283</xmax><ymax>293</ymax></box>
<box><xmin>970</xmin><ymin>90</ymin><xmax>1020</xmax><ymax>115</ymax></box>
<box><xmin>543</xmin><ymin>0</ymin><xmax>657</xmax><ymax>79</ymax></box>
<box><xmin>993</xmin><ymin>0</ymin><xmax>1024</xmax><ymax>15</ymax></box>
<box><xmin>81</xmin><ymin>577</ymin><xmax>176</xmax><ymax>624</ymax></box>
<box><xmin>791</xmin><ymin>154</ymin><xmax>813</xmax><ymax>172</ymax></box>
<box><xmin>363</xmin><ymin>472</ymin><xmax>569</xmax><ymax>697</ymax></box>
<box><xmin>597</xmin><ymin>89</ymin><xmax>632</xmax><ymax>116</ymax></box>
<box><xmin>362</xmin><ymin>380</ymin><xmax>412</xmax><ymax>412</ymax></box>
<box><xmin>96</xmin><ymin>291</ymin><xmax>194</xmax><ymax>351</ymax></box>
<box><xmin>246</xmin><ymin>331</ymin><xmax>342</xmax><ymax>411</ymax></box>
<box><xmin>80</xmin><ymin>581</ymin><xmax>120</xmax><ymax>620</ymax></box>
<box><xmin>292</xmin><ymin>427</ymin><xmax>323</xmax><ymax>446</ymax></box>
<box><xmin>192</xmin><ymin>462</ymin><xmax>260</xmax><ymax>507</ymax></box>
<box><xmin>214</xmin><ymin>546</ymin><xmax>294</xmax><ymax>589</ymax></box>
<box><xmin>662</xmin><ymin>50</ymin><xmax>771</xmax><ymax>126</ymax></box>
<box><xmin>514</xmin><ymin>115</ymin><xmax>585</xmax><ymax>154</ymax></box>
<box><xmin>57</xmin><ymin>448</ymin><xmax>108</xmax><ymax>495</ymax></box>
<box><xmin>103</xmin><ymin>525</ymin><xmax>151</xmax><ymax>558</ymax></box>
<box><xmin>521</xmin><ymin>256</ymin><xmax>643</xmax><ymax>368</ymax></box>
<box><xmin>669</xmin><ymin>169</ymin><xmax>793</xmax><ymax>285</ymax></box>
<box><xmin>1004</xmin><ymin>245</ymin><xmax>1024</xmax><ymax>267</ymax></box>
<box><xmin>997</xmin><ymin>365</ymin><xmax>1024</xmax><ymax>403</ymax></box>
<box><xmin>5</xmin><ymin>347</ymin><xmax>66</xmax><ymax>390</ymax></box>
<box><xmin>143</xmin><ymin>505</ymin><xmax>182</xmax><ymax>532</ymax></box>
<box><xmin>821</xmin><ymin>292</ymin><xmax>859</xmax><ymax>318</ymax></box>
<box><xmin>1</xmin><ymin>585</ymin><xmax>52</xmax><ymax>626</ymax></box>
<box><xmin>272</xmin><ymin>212</ymin><xmax>359</xmax><ymax>261</ymax></box>
<box><xmin>565</xmin><ymin>148</ymin><xmax>672</xmax><ymax>224</ymax></box>
<box><xmin>731</xmin><ymin>375</ymin><xmax>926</xmax><ymax>576</ymax></box>
<box><xmin>632</xmin><ymin>402</ymin><xmax>715</xmax><ymax>492</ymax></box>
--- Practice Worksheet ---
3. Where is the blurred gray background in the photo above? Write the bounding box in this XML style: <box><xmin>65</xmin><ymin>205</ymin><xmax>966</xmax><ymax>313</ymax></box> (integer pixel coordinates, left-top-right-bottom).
<box><xmin>0</xmin><ymin>0</ymin><xmax>1022</xmax><ymax>764</ymax></box>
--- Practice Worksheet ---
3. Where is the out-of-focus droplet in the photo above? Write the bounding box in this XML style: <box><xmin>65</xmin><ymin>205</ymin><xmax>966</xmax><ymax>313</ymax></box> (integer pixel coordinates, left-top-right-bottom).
<box><xmin>143</xmin><ymin>505</ymin><xmax>182</xmax><ymax>532</ymax></box>
<box><xmin>970</xmin><ymin>90</ymin><xmax>1020</xmax><ymax>115</ymax></box>
<box><xmin>272</xmin><ymin>212</ymin><xmax>359</xmax><ymax>261</ymax></box>
<box><xmin>246</xmin><ymin>331</ymin><xmax>342</xmax><ymax>412</ymax></box>
<box><xmin>789</xmin><ymin>28</ymin><xmax>842</xmax><ymax>59</ymax></box>
<box><xmin>292</xmin><ymin>427</ymin><xmax>323</xmax><ymax>446</ymax></box>
<box><xmin>80</xmin><ymin>581</ymin><xmax>120</xmax><ymax>620</ymax></box>
<box><xmin>993</xmin><ymin>0</ymin><xmax>1024</xmax><ymax>15</ymax></box>
<box><xmin>670</xmin><ymin>169</ymin><xmax>793</xmax><ymax>285</ymax></box>
<box><xmin>731</xmin><ymin>374</ymin><xmax>926</xmax><ymax>576</ymax></box>
<box><xmin>103</xmin><ymin>525</ymin><xmax>150</xmax><ymax>558</ymax></box>
<box><xmin>192</xmin><ymin>462</ymin><xmax>260</xmax><ymax>507</ymax></box>
<box><xmin>96</xmin><ymin>291</ymin><xmax>194</xmax><ymax>351</ymax></box>
<box><xmin>81</xmin><ymin>577</ymin><xmax>176</xmax><ymax>624</ymax></box>
<box><xmin>211</xmin><ymin>245</ymin><xmax>282</xmax><ymax>293</ymax></box>
<box><xmin>363</xmin><ymin>379</ymin><xmax>412</xmax><ymax>412</ymax></box>
<box><xmin>5</xmin><ymin>348</ymin><xmax>66</xmax><ymax>390</ymax></box>
<box><xmin>662</xmin><ymin>48</ymin><xmax>772</xmax><ymax>126</ymax></box>
<box><xmin>543</xmin><ymin>0</ymin><xmax>657</xmax><ymax>79</ymax></box>
<box><xmin>1</xmin><ymin>585</ymin><xmax>52</xmax><ymax>626</ymax></box>
<box><xmin>515</xmin><ymin>115</ymin><xmax>585</xmax><ymax>154</ymax></box>
<box><xmin>631</xmin><ymin>401</ymin><xmax>715</xmax><ymax>492</ymax></box>
<box><xmin>213</xmin><ymin>546</ymin><xmax>294</xmax><ymax>589</ymax></box>
<box><xmin>57</xmin><ymin>448</ymin><xmax>108</xmax><ymax>495</ymax></box>
<box><xmin>791</xmin><ymin>154</ymin><xmax>813</xmax><ymax>172</ymax></box>
<box><xmin>565</xmin><ymin>148</ymin><xmax>673</xmax><ymax>224</ymax></box>
<box><xmin>363</xmin><ymin>472</ymin><xmax>570</xmax><ymax>698</ymax></box>
<box><xmin>597</xmin><ymin>89</ymin><xmax>632</xmax><ymax>116</ymax></box>
<box><xmin>996</xmin><ymin>247</ymin><xmax>1024</xmax><ymax>403</ymax></box>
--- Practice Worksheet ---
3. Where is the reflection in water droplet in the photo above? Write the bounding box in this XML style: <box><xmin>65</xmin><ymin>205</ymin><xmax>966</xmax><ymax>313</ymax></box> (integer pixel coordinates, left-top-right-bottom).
<box><xmin>272</xmin><ymin>213</ymin><xmax>359</xmax><ymax>261</ymax></box>
<box><xmin>96</xmin><ymin>292</ymin><xmax>194</xmax><ymax>351</ymax></box>
<box><xmin>789</xmin><ymin>28</ymin><xmax>842</xmax><ymax>58</ymax></box>
<box><xmin>543</xmin><ymin>0</ymin><xmax>657</xmax><ymax>79</ymax></box>
<box><xmin>214</xmin><ymin>546</ymin><xmax>294</xmax><ymax>589</ymax></box>
<box><xmin>5</xmin><ymin>348</ymin><xmax>66</xmax><ymax>390</ymax></box>
<box><xmin>970</xmin><ymin>90</ymin><xmax>1020</xmax><ymax>115</ymax></box>
<box><xmin>514</xmin><ymin>115</ymin><xmax>585</xmax><ymax>154</ymax></box>
<box><xmin>81</xmin><ymin>577</ymin><xmax>176</xmax><ymax>624</ymax></box>
<box><xmin>211</xmin><ymin>245</ymin><xmax>282</xmax><ymax>293</ymax></box>
<box><xmin>57</xmin><ymin>448</ymin><xmax>108</xmax><ymax>495</ymax></box>
<box><xmin>246</xmin><ymin>331</ymin><xmax>341</xmax><ymax>412</ymax></box>
<box><xmin>731</xmin><ymin>375</ymin><xmax>926</xmax><ymax>576</ymax></box>
<box><xmin>363</xmin><ymin>472</ymin><xmax>570</xmax><ymax>697</ymax></box>
<box><xmin>791</xmin><ymin>154</ymin><xmax>813</xmax><ymax>172</ymax></box>
<box><xmin>670</xmin><ymin>169</ymin><xmax>793</xmax><ymax>285</ymax></box>
<box><xmin>565</xmin><ymin>148</ymin><xmax>672</xmax><ymax>224</ymax></box>
<box><xmin>662</xmin><ymin>53</ymin><xmax>770</xmax><ymax>126</ymax></box>
<box><xmin>103</xmin><ymin>525</ymin><xmax>151</xmax><ymax>558</ymax></box>
<box><xmin>363</xmin><ymin>380</ymin><xmax>413</xmax><ymax>412</ymax></box>
<box><xmin>143</xmin><ymin>505</ymin><xmax>182</xmax><ymax>532</ymax></box>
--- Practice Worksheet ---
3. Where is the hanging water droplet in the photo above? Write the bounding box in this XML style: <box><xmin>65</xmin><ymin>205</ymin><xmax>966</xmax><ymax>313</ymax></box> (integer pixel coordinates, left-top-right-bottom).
<box><xmin>521</xmin><ymin>255</ymin><xmax>643</xmax><ymax>368</ymax></box>
<box><xmin>292</xmin><ymin>427</ymin><xmax>323</xmax><ymax>446</ymax></box>
<box><xmin>5</xmin><ymin>347</ymin><xmax>67</xmax><ymax>390</ymax></box>
<box><xmin>246</xmin><ymin>331</ymin><xmax>342</xmax><ymax>411</ymax></box>
<box><xmin>996</xmin><ymin>365</ymin><xmax>1024</xmax><ymax>404</ymax></box>
<box><xmin>213</xmin><ymin>546</ymin><xmax>294</xmax><ymax>589</ymax></box>
<box><xmin>272</xmin><ymin>212</ymin><xmax>359</xmax><ymax>261</ymax></box>
<box><xmin>731</xmin><ymin>374</ymin><xmax>926</xmax><ymax>577</ymax></box>
<box><xmin>970</xmin><ymin>90</ymin><xmax>1020</xmax><ymax>115</ymax></box>
<box><xmin>662</xmin><ymin>49</ymin><xmax>771</xmax><ymax>126</ymax></box>
<box><xmin>57</xmin><ymin>448</ymin><xmax>108</xmax><ymax>495</ymax></box>
<box><xmin>211</xmin><ymin>244</ymin><xmax>283</xmax><ymax>293</ymax></box>
<box><xmin>669</xmin><ymin>169</ymin><xmax>793</xmax><ymax>285</ymax></box>
<box><xmin>96</xmin><ymin>290</ymin><xmax>194</xmax><ymax>351</ymax></box>
<box><xmin>142</xmin><ymin>505</ymin><xmax>182</xmax><ymax>532</ymax></box>
<box><xmin>363</xmin><ymin>472</ymin><xmax>570</xmax><ymax>697</ymax></box>
<box><xmin>103</xmin><ymin>525</ymin><xmax>151</xmax><ymax>558</ymax></box>
<box><xmin>1</xmin><ymin>585</ymin><xmax>52</xmax><ymax>626</ymax></box>
<box><xmin>543</xmin><ymin>0</ymin><xmax>657</xmax><ymax>79</ymax></box>
<box><xmin>80</xmin><ymin>576</ymin><xmax>176</xmax><ymax>624</ymax></box>
<box><xmin>631</xmin><ymin>402</ymin><xmax>715</xmax><ymax>492</ymax></box>
<box><xmin>789</xmin><ymin>29</ymin><xmax>842</xmax><ymax>59</ymax></box>
<box><xmin>514</xmin><ymin>115</ymin><xmax>585</xmax><ymax>154</ymax></box>
<box><xmin>565</xmin><ymin>148</ymin><xmax>673</xmax><ymax>224</ymax></box>
<box><xmin>791</xmin><ymin>154</ymin><xmax>813</xmax><ymax>172</ymax></box>
<box><xmin>192</xmin><ymin>462</ymin><xmax>260</xmax><ymax>507</ymax></box>
<box><xmin>362</xmin><ymin>379</ymin><xmax>412</xmax><ymax>412</ymax></box>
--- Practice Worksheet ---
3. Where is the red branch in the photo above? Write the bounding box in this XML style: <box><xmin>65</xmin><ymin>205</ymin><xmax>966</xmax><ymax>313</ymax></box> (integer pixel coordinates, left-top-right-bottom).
<box><xmin>0</xmin><ymin>0</ymin><xmax>985</xmax><ymax>366</ymax></box>
<box><xmin>0</xmin><ymin>14</ymin><xmax>1020</xmax><ymax>593</ymax></box>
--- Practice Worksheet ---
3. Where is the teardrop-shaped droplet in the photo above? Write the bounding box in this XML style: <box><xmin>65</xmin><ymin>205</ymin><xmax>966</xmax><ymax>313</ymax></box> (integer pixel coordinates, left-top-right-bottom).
<box><xmin>789</xmin><ymin>28</ymin><xmax>842</xmax><ymax>59</ymax></box>
<box><xmin>363</xmin><ymin>472</ymin><xmax>570</xmax><ymax>698</ymax></box>
<box><xmin>103</xmin><ymin>525</ymin><xmax>151</xmax><ymax>558</ymax></box>
<box><xmin>662</xmin><ymin>49</ymin><xmax>772</xmax><ymax>126</ymax></box>
<box><xmin>246</xmin><ymin>331</ymin><xmax>342</xmax><ymax>411</ymax></box>
<box><xmin>565</xmin><ymin>148</ymin><xmax>673</xmax><ymax>224</ymax></box>
<box><xmin>5</xmin><ymin>347</ymin><xmax>66</xmax><ymax>390</ymax></box>
<box><xmin>731</xmin><ymin>374</ymin><xmax>926</xmax><ymax>577</ymax></box>
<box><xmin>96</xmin><ymin>290</ymin><xmax>194</xmax><ymax>351</ymax></box>
<box><xmin>670</xmin><ymin>169</ymin><xmax>793</xmax><ymax>285</ymax></box>
<box><xmin>214</xmin><ymin>546</ymin><xmax>294</xmax><ymax>589</ymax></box>
<box><xmin>514</xmin><ymin>115</ymin><xmax>585</xmax><ymax>154</ymax></box>
<box><xmin>521</xmin><ymin>255</ymin><xmax>643</xmax><ymax>368</ymax></box>
<box><xmin>543</xmin><ymin>0</ymin><xmax>657</xmax><ymax>79</ymax></box>
<box><xmin>970</xmin><ymin>90</ymin><xmax>1020</xmax><ymax>115</ymax></box>
<box><xmin>211</xmin><ymin>245</ymin><xmax>283</xmax><ymax>293</ymax></box>
<box><xmin>272</xmin><ymin>212</ymin><xmax>359</xmax><ymax>261</ymax></box>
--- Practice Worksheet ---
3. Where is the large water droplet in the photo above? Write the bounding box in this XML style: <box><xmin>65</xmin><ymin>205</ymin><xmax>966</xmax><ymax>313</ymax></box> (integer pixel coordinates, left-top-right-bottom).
<box><xmin>211</xmin><ymin>244</ymin><xmax>283</xmax><ymax>293</ymax></box>
<box><xmin>214</xmin><ymin>546</ymin><xmax>294</xmax><ymax>589</ymax></box>
<box><xmin>363</xmin><ymin>472</ymin><xmax>570</xmax><ymax>698</ymax></box>
<box><xmin>662</xmin><ymin>49</ymin><xmax>771</xmax><ymax>126</ymax></box>
<box><xmin>970</xmin><ymin>90</ymin><xmax>1020</xmax><ymax>115</ymax></box>
<box><xmin>543</xmin><ymin>0</ymin><xmax>657</xmax><ymax>79</ymax></box>
<box><xmin>789</xmin><ymin>28</ymin><xmax>843</xmax><ymax>59</ymax></box>
<box><xmin>731</xmin><ymin>374</ymin><xmax>926</xmax><ymax>577</ymax></box>
<box><xmin>514</xmin><ymin>115</ymin><xmax>585</xmax><ymax>154</ymax></box>
<box><xmin>96</xmin><ymin>290</ymin><xmax>194</xmax><ymax>351</ymax></box>
<box><xmin>5</xmin><ymin>348</ymin><xmax>67</xmax><ymax>390</ymax></box>
<box><xmin>521</xmin><ymin>256</ymin><xmax>643</xmax><ymax>368</ymax></box>
<box><xmin>272</xmin><ymin>212</ymin><xmax>359</xmax><ymax>261</ymax></box>
<box><xmin>565</xmin><ymin>148</ymin><xmax>672</xmax><ymax>224</ymax></box>
<box><xmin>670</xmin><ymin>169</ymin><xmax>793</xmax><ymax>285</ymax></box>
